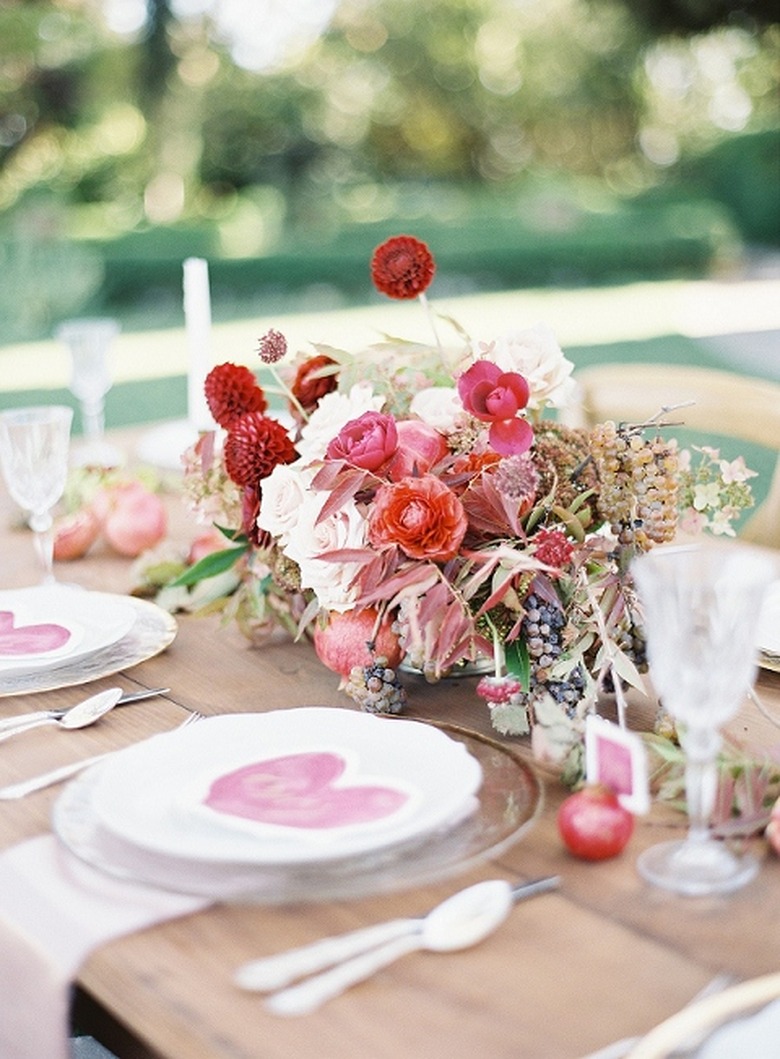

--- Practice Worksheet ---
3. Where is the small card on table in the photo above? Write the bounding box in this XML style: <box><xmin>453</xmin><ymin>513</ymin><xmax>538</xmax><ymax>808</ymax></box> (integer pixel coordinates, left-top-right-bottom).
<box><xmin>585</xmin><ymin>715</ymin><xmax>649</xmax><ymax>814</ymax></box>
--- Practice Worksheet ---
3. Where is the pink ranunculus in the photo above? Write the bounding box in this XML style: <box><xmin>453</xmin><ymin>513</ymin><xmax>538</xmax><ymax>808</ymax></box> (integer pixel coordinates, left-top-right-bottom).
<box><xmin>325</xmin><ymin>410</ymin><xmax>398</xmax><ymax>471</ymax></box>
<box><xmin>386</xmin><ymin>419</ymin><xmax>449</xmax><ymax>479</ymax></box>
<box><xmin>368</xmin><ymin>475</ymin><xmax>467</xmax><ymax>562</ymax></box>
<box><xmin>457</xmin><ymin>360</ymin><xmax>534</xmax><ymax>457</ymax></box>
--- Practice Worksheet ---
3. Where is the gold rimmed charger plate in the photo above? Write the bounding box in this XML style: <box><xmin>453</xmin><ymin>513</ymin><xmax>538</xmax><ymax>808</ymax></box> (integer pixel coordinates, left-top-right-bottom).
<box><xmin>758</xmin><ymin>651</ymin><xmax>780</xmax><ymax>674</ymax></box>
<box><xmin>0</xmin><ymin>596</ymin><xmax>177</xmax><ymax>698</ymax></box>
<box><xmin>52</xmin><ymin>719</ymin><xmax>543</xmax><ymax>903</ymax></box>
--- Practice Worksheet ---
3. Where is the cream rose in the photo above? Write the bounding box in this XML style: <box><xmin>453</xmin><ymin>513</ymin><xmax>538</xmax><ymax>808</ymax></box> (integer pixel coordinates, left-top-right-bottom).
<box><xmin>409</xmin><ymin>386</ymin><xmax>465</xmax><ymax>433</ymax></box>
<box><xmin>476</xmin><ymin>325</ymin><xmax>576</xmax><ymax>411</ymax></box>
<box><xmin>256</xmin><ymin>462</ymin><xmax>313</xmax><ymax>543</ymax></box>
<box><xmin>283</xmin><ymin>490</ymin><xmax>368</xmax><ymax>612</ymax></box>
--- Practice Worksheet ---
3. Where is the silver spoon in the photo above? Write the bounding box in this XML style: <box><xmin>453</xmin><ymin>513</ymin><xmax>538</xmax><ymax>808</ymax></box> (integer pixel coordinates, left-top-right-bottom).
<box><xmin>0</xmin><ymin>686</ymin><xmax>123</xmax><ymax>743</ymax></box>
<box><xmin>0</xmin><ymin>686</ymin><xmax>169</xmax><ymax>733</ymax></box>
<box><xmin>238</xmin><ymin>876</ymin><xmax>559</xmax><ymax>1016</ymax></box>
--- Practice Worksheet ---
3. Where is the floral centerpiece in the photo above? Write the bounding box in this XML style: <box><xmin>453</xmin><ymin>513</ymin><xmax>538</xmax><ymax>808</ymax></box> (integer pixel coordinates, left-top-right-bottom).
<box><xmin>160</xmin><ymin>234</ymin><xmax>756</xmax><ymax>785</ymax></box>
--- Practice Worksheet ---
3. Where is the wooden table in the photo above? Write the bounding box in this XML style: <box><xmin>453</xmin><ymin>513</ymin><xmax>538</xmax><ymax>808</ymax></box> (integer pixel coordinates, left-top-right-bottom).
<box><xmin>1</xmin><ymin>430</ymin><xmax>779</xmax><ymax>1059</ymax></box>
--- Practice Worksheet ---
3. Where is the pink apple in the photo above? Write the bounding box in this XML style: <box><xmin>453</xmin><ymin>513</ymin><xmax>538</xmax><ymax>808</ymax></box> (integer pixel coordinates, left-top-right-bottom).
<box><xmin>97</xmin><ymin>481</ymin><xmax>167</xmax><ymax>558</ymax></box>
<box><xmin>53</xmin><ymin>507</ymin><xmax>101</xmax><ymax>561</ymax></box>
<box><xmin>187</xmin><ymin>527</ymin><xmax>228</xmax><ymax>565</ymax></box>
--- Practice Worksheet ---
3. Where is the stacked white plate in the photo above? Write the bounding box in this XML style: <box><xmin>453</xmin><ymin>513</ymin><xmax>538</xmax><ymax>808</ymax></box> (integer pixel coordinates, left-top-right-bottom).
<box><xmin>0</xmin><ymin>585</ymin><xmax>177</xmax><ymax>697</ymax></box>
<box><xmin>52</xmin><ymin>708</ymin><xmax>544</xmax><ymax>902</ymax></box>
<box><xmin>0</xmin><ymin>585</ymin><xmax>137</xmax><ymax>679</ymax></box>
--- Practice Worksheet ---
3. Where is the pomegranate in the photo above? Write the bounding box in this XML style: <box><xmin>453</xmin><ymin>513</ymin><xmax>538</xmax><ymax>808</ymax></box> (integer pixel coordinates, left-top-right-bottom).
<box><xmin>313</xmin><ymin>608</ymin><xmax>402</xmax><ymax>680</ymax></box>
<box><xmin>557</xmin><ymin>784</ymin><xmax>634</xmax><ymax>861</ymax></box>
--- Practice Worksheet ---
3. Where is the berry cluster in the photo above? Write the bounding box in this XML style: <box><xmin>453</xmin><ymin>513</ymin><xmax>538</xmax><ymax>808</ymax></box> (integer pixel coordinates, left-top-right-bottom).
<box><xmin>343</xmin><ymin>657</ymin><xmax>407</xmax><ymax>714</ymax></box>
<box><xmin>521</xmin><ymin>592</ymin><xmax>566</xmax><ymax>683</ymax></box>
<box><xmin>544</xmin><ymin>665</ymin><xmax>587</xmax><ymax>719</ymax></box>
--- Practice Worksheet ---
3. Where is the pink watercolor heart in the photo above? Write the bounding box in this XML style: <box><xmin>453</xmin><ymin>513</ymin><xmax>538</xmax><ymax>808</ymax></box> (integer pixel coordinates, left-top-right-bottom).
<box><xmin>203</xmin><ymin>751</ymin><xmax>409</xmax><ymax>830</ymax></box>
<box><xmin>0</xmin><ymin>610</ymin><xmax>71</xmax><ymax>657</ymax></box>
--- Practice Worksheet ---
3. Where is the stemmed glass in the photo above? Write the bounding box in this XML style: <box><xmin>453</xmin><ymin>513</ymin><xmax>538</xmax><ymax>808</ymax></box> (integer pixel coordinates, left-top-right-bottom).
<box><xmin>632</xmin><ymin>543</ymin><xmax>774</xmax><ymax>895</ymax></box>
<box><xmin>0</xmin><ymin>405</ymin><xmax>73</xmax><ymax>583</ymax></box>
<box><xmin>57</xmin><ymin>317</ymin><xmax>122</xmax><ymax>468</ymax></box>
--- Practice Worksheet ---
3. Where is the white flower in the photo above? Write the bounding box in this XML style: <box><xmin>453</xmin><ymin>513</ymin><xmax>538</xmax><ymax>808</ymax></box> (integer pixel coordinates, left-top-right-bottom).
<box><xmin>283</xmin><ymin>490</ymin><xmax>368</xmax><ymax>612</ymax></box>
<box><xmin>256</xmin><ymin>462</ymin><xmax>313</xmax><ymax>544</ymax></box>
<box><xmin>693</xmin><ymin>481</ymin><xmax>721</xmax><ymax>511</ymax></box>
<box><xmin>719</xmin><ymin>456</ymin><xmax>757</xmax><ymax>484</ymax></box>
<box><xmin>476</xmin><ymin>324</ymin><xmax>576</xmax><ymax>411</ymax></box>
<box><xmin>709</xmin><ymin>509</ymin><xmax>738</xmax><ymax>537</ymax></box>
<box><xmin>296</xmin><ymin>383</ymin><xmax>384</xmax><ymax>463</ymax></box>
<box><xmin>410</xmin><ymin>386</ymin><xmax>465</xmax><ymax>433</ymax></box>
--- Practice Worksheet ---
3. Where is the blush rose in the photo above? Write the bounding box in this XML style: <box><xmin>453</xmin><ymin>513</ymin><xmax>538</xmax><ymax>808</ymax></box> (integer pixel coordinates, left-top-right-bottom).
<box><xmin>368</xmin><ymin>475</ymin><xmax>467</xmax><ymax>562</ymax></box>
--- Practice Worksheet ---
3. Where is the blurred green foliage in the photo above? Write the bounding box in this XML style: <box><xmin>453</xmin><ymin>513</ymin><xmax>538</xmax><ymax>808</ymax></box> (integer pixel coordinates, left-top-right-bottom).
<box><xmin>0</xmin><ymin>0</ymin><xmax>777</xmax><ymax>340</ymax></box>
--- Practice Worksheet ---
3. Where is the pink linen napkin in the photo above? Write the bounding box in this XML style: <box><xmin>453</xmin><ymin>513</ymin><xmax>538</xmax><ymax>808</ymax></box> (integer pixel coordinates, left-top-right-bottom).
<box><xmin>0</xmin><ymin>834</ymin><xmax>208</xmax><ymax>1059</ymax></box>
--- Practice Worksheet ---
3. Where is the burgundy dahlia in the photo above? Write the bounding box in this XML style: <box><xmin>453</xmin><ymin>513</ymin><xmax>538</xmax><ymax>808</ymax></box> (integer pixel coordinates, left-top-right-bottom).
<box><xmin>205</xmin><ymin>363</ymin><xmax>267</xmax><ymax>431</ymax></box>
<box><xmin>223</xmin><ymin>412</ymin><xmax>297</xmax><ymax>489</ymax></box>
<box><xmin>290</xmin><ymin>354</ymin><xmax>339</xmax><ymax>417</ymax></box>
<box><xmin>370</xmin><ymin>235</ymin><xmax>435</xmax><ymax>300</ymax></box>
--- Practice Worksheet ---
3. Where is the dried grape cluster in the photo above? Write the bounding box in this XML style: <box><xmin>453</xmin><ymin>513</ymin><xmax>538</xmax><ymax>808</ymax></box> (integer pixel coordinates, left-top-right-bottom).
<box><xmin>589</xmin><ymin>421</ymin><xmax>679</xmax><ymax>548</ymax></box>
<box><xmin>343</xmin><ymin>657</ymin><xmax>407</xmax><ymax>714</ymax></box>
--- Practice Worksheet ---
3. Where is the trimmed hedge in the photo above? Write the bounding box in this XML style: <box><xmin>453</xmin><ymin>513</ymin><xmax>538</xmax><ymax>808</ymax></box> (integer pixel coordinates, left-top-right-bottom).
<box><xmin>91</xmin><ymin>197</ymin><xmax>735</xmax><ymax>310</ymax></box>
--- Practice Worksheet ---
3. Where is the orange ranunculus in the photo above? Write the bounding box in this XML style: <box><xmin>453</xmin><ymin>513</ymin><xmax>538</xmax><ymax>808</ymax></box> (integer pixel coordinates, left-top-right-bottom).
<box><xmin>368</xmin><ymin>475</ymin><xmax>467</xmax><ymax>562</ymax></box>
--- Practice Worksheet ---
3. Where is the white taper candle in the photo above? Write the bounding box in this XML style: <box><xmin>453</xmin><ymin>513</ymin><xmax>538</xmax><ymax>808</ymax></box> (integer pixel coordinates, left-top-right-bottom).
<box><xmin>183</xmin><ymin>257</ymin><xmax>215</xmax><ymax>431</ymax></box>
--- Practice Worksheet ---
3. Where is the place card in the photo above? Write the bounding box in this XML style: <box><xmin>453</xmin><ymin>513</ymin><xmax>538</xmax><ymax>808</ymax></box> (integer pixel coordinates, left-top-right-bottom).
<box><xmin>585</xmin><ymin>714</ymin><xmax>649</xmax><ymax>814</ymax></box>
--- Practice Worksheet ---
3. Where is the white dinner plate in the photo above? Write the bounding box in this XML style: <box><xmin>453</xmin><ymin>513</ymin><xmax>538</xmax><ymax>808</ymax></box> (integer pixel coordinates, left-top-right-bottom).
<box><xmin>52</xmin><ymin>719</ymin><xmax>543</xmax><ymax>902</ymax></box>
<box><xmin>0</xmin><ymin>595</ymin><xmax>177</xmax><ymax>698</ymax></box>
<box><xmin>0</xmin><ymin>585</ymin><xmax>137</xmax><ymax>677</ymax></box>
<box><xmin>90</xmin><ymin>709</ymin><xmax>483</xmax><ymax>866</ymax></box>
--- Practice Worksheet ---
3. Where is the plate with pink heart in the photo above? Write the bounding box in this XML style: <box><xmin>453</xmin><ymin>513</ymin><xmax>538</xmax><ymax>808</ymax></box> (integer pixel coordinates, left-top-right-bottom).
<box><xmin>0</xmin><ymin>585</ymin><xmax>137</xmax><ymax>677</ymax></box>
<box><xmin>88</xmin><ymin>709</ymin><xmax>484</xmax><ymax>865</ymax></box>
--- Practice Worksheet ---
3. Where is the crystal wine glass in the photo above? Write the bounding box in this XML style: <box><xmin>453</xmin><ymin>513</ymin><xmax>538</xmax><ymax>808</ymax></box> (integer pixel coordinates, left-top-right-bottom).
<box><xmin>632</xmin><ymin>543</ymin><xmax>774</xmax><ymax>896</ymax></box>
<box><xmin>57</xmin><ymin>317</ymin><xmax>122</xmax><ymax>467</ymax></box>
<box><xmin>0</xmin><ymin>405</ymin><xmax>73</xmax><ymax>583</ymax></box>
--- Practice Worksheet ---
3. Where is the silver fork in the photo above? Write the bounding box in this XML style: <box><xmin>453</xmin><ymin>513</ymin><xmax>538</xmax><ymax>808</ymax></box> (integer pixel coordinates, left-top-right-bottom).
<box><xmin>0</xmin><ymin>710</ymin><xmax>204</xmax><ymax>800</ymax></box>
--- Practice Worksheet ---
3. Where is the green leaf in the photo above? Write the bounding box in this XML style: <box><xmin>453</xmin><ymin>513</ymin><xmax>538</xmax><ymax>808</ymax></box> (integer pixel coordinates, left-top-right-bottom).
<box><xmin>504</xmin><ymin>639</ymin><xmax>531</xmax><ymax>690</ymax></box>
<box><xmin>168</xmin><ymin>544</ymin><xmax>248</xmax><ymax>587</ymax></box>
<box><xmin>213</xmin><ymin>525</ymin><xmax>248</xmax><ymax>544</ymax></box>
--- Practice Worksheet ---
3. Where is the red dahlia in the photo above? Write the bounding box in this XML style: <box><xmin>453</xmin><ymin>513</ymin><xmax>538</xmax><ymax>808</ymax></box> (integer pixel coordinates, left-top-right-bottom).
<box><xmin>291</xmin><ymin>354</ymin><xmax>339</xmax><ymax>416</ymax></box>
<box><xmin>205</xmin><ymin>363</ymin><xmax>267</xmax><ymax>431</ymax></box>
<box><xmin>223</xmin><ymin>412</ymin><xmax>297</xmax><ymax>489</ymax></box>
<box><xmin>370</xmin><ymin>235</ymin><xmax>435</xmax><ymax>300</ymax></box>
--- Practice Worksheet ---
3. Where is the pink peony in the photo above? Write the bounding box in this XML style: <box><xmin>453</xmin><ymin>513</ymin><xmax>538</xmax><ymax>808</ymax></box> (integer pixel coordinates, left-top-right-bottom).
<box><xmin>386</xmin><ymin>420</ymin><xmax>448</xmax><ymax>479</ymax></box>
<box><xmin>326</xmin><ymin>410</ymin><xmax>398</xmax><ymax>471</ymax></box>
